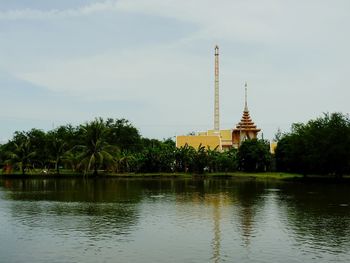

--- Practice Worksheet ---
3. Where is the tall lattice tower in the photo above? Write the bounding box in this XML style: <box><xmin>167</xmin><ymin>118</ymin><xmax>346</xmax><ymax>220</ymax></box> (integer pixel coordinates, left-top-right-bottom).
<box><xmin>214</xmin><ymin>45</ymin><xmax>220</xmax><ymax>133</ymax></box>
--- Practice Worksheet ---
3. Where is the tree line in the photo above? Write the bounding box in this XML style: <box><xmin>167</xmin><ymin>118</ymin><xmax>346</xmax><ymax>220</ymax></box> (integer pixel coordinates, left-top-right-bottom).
<box><xmin>275</xmin><ymin>112</ymin><xmax>350</xmax><ymax>177</ymax></box>
<box><xmin>0</xmin><ymin>117</ymin><xmax>271</xmax><ymax>176</ymax></box>
<box><xmin>1</xmin><ymin>112</ymin><xmax>348</xmax><ymax>177</ymax></box>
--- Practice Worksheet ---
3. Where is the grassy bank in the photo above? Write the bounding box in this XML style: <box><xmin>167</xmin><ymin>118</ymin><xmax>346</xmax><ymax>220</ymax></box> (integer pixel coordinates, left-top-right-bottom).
<box><xmin>0</xmin><ymin>171</ymin><xmax>304</xmax><ymax>180</ymax></box>
<box><xmin>3</xmin><ymin>170</ymin><xmax>350</xmax><ymax>182</ymax></box>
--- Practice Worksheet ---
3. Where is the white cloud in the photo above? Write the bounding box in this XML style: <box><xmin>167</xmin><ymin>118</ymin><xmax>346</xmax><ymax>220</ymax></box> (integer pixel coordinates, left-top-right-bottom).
<box><xmin>2</xmin><ymin>0</ymin><xmax>350</xmax><ymax>139</ymax></box>
<box><xmin>2</xmin><ymin>0</ymin><xmax>349</xmax><ymax>47</ymax></box>
<box><xmin>113</xmin><ymin>0</ymin><xmax>350</xmax><ymax>50</ymax></box>
<box><xmin>19</xmin><ymin>46</ymin><xmax>211</xmax><ymax>101</ymax></box>
<box><xmin>0</xmin><ymin>0</ymin><xmax>119</xmax><ymax>20</ymax></box>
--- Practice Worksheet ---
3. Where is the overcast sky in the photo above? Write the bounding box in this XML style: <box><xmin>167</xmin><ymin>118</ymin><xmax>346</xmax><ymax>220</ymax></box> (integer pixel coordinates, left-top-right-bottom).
<box><xmin>0</xmin><ymin>0</ymin><xmax>349</xmax><ymax>142</ymax></box>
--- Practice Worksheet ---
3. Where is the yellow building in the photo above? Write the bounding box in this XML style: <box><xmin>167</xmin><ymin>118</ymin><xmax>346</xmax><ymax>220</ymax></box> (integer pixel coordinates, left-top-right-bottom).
<box><xmin>176</xmin><ymin>135</ymin><xmax>222</xmax><ymax>151</ymax></box>
<box><xmin>270</xmin><ymin>141</ymin><xmax>278</xmax><ymax>154</ymax></box>
<box><xmin>176</xmin><ymin>129</ymin><xmax>233</xmax><ymax>151</ymax></box>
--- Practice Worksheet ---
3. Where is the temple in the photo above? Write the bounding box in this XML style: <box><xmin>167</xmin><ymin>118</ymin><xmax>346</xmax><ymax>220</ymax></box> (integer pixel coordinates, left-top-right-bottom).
<box><xmin>175</xmin><ymin>46</ymin><xmax>261</xmax><ymax>151</ymax></box>
<box><xmin>176</xmin><ymin>83</ymin><xmax>261</xmax><ymax>151</ymax></box>
<box><xmin>232</xmin><ymin>83</ymin><xmax>261</xmax><ymax>148</ymax></box>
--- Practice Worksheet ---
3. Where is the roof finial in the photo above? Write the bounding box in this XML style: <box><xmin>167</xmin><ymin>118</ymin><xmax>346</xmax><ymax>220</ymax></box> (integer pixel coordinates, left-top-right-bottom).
<box><xmin>244</xmin><ymin>82</ymin><xmax>248</xmax><ymax>111</ymax></box>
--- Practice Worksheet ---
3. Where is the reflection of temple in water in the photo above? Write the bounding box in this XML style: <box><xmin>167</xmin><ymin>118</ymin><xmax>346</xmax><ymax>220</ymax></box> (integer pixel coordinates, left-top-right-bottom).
<box><xmin>210</xmin><ymin>194</ymin><xmax>225</xmax><ymax>263</ymax></box>
<box><xmin>174</xmin><ymin>180</ymin><xmax>263</xmax><ymax>258</ymax></box>
<box><xmin>176</xmin><ymin>191</ymin><xmax>232</xmax><ymax>263</ymax></box>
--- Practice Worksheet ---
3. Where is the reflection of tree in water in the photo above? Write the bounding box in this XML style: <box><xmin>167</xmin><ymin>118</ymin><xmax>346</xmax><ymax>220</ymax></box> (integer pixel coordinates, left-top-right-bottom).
<box><xmin>10</xmin><ymin>202</ymin><xmax>139</xmax><ymax>239</ymax></box>
<box><xmin>173</xmin><ymin>178</ymin><xmax>268</xmax><ymax>261</ymax></box>
<box><xmin>1</xmin><ymin>178</ymin><xmax>145</xmax><ymax>239</ymax></box>
<box><xmin>1</xmin><ymin>178</ymin><xmax>143</xmax><ymax>202</ymax></box>
<box><xmin>233</xmin><ymin>180</ymin><xmax>267</xmax><ymax>247</ymax></box>
<box><xmin>1</xmin><ymin>178</ymin><xmax>275</xmax><ymax>255</ymax></box>
<box><xmin>277</xmin><ymin>183</ymin><xmax>350</xmax><ymax>252</ymax></box>
<box><xmin>171</xmin><ymin>178</ymin><xmax>270</xmax><ymax>260</ymax></box>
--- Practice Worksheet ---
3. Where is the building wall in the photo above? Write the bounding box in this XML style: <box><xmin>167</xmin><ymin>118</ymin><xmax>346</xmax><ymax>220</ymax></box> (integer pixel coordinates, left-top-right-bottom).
<box><xmin>232</xmin><ymin>130</ymin><xmax>259</xmax><ymax>148</ymax></box>
<box><xmin>176</xmin><ymin>129</ymin><xmax>234</xmax><ymax>151</ymax></box>
<box><xmin>270</xmin><ymin>141</ymin><xmax>278</xmax><ymax>154</ymax></box>
<box><xmin>217</xmin><ymin>129</ymin><xmax>233</xmax><ymax>150</ymax></box>
<box><xmin>176</xmin><ymin>135</ymin><xmax>222</xmax><ymax>151</ymax></box>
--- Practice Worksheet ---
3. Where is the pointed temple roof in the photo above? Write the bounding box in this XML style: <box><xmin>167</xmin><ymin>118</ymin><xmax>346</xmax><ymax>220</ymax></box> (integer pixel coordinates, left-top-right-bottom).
<box><xmin>234</xmin><ymin>83</ymin><xmax>261</xmax><ymax>132</ymax></box>
<box><xmin>235</xmin><ymin>109</ymin><xmax>261</xmax><ymax>131</ymax></box>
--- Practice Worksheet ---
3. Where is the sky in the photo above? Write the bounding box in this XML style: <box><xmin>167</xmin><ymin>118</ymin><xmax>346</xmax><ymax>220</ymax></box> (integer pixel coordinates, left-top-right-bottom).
<box><xmin>0</xmin><ymin>0</ymin><xmax>349</xmax><ymax>143</ymax></box>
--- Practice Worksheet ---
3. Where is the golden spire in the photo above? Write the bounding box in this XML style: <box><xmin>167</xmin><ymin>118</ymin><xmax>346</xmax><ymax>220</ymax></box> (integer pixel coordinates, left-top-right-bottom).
<box><xmin>235</xmin><ymin>82</ymin><xmax>260</xmax><ymax>131</ymax></box>
<box><xmin>244</xmin><ymin>82</ymin><xmax>248</xmax><ymax>112</ymax></box>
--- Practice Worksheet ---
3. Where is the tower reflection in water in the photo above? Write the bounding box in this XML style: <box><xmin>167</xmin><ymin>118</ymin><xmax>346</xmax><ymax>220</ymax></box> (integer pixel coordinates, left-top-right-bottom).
<box><xmin>174</xmin><ymin>179</ymin><xmax>264</xmax><ymax>262</ymax></box>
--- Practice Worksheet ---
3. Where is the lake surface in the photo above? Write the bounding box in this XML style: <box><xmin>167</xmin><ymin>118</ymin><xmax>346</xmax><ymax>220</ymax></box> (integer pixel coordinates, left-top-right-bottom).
<box><xmin>0</xmin><ymin>178</ymin><xmax>350</xmax><ymax>263</ymax></box>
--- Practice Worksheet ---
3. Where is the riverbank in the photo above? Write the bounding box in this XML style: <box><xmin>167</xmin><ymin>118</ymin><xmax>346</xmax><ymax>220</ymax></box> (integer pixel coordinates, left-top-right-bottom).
<box><xmin>2</xmin><ymin>170</ymin><xmax>350</xmax><ymax>182</ymax></box>
<box><xmin>0</xmin><ymin>171</ymin><xmax>314</xmax><ymax>181</ymax></box>
<box><xmin>2</xmin><ymin>172</ymin><xmax>350</xmax><ymax>183</ymax></box>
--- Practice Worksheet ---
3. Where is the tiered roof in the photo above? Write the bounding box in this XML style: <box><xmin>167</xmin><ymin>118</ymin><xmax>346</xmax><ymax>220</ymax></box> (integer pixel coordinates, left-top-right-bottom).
<box><xmin>233</xmin><ymin>83</ymin><xmax>260</xmax><ymax>132</ymax></box>
<box><xmin>234</xmin><ymin>108</ymin><xmax>260</xmax><ymax>131</ymax></box>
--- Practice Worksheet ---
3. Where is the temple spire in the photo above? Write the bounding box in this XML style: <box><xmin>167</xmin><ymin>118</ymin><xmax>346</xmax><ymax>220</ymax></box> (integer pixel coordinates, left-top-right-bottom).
<box><xmin>244</xmin><ymin>82</ymin><xmax>248</xmax><ymax>112</ymax></box>
<box><xmin>232</xmin><ymin>82</ymin><xmax>261</xmax><ymax>148</ymax></box>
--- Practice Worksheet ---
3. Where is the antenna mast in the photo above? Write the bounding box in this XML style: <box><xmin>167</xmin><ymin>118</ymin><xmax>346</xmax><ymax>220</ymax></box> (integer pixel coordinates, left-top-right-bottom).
<box><xmin>214</xmin><ymin>45</ymin><xmax>220</xmax><ymax>133</ymax></box>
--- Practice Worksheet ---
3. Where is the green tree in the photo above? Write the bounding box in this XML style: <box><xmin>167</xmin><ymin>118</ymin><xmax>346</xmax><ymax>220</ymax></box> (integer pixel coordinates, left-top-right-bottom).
<box><xmin>62</xmin><ymin>150</ymin><xmax>82</xmax><ymax>172</ymax></box>
<box><xmin>191</xmin><ymin>145</ymin><xmax>209</xmax><ymax>174</ymax></box>
<box><xmin>0</xmin><ymin>143</ymin><xmax>3</xmax><ymax>170</ymax></box>
<box><xmin>274</xmin><ymin>128</ymin><xmax>283</xmax><ymax>142</ymax></box>
<box><xmin>207</xmin><ymin>146</ymin><xmax>220</xmax><ymax>172</ymax></box>
<box><xmin>237</xmin><ymin>139</ymin><xmax>271</xmax><ymax>172</ymax></box>
<box><xmin>174</xmin><ymin>144</ymin><xmax>195</xmax><ymax>172</ymax></box>
<box><xmin>47</xmin><ymin>130</ymin><xmax>69</xmax><ymax>174</ymax></box>
<box><xmin>217</xmin><ymin>148</ymin><xmax>238</xmax><ymax>172</ymax></box>
<box><xmin>5</xmin><ymin>133</ymin><xmax>36</xmax><ymax>175</ymax></box>
<box><xmin>118</xmin><ymin>151</ymin><xmax>135</xmax><ymax>173</ymax></box>
<box><xmin>105</xmin><ymin>118</ymin><xmax>142</xmax><ymax>152</ymax></box>
<box><xmin>25</xmin><ymin>129</ymin><xmax>49</xmax><ymax>169</ymax></box>
<box><xmin>275</xmin><ymin>113</ymin><xmax>350</xmax><ymax>177</ymax></box>
<box><xmin>77</xmin><ymin>118</ymin><xmax>118</xmax><ymax>176</ymax></box>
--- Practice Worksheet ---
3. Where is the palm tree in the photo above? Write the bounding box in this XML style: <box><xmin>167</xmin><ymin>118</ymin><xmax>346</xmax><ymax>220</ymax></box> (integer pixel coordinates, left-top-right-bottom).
<box><xmin>174</xmin><ymin>144</ymin><xmax>195</xmax><ymax>172</ymax></box>
<box><xmin>48</xmin><ymin>135</ymin><xmax>68</xmax><ymax>175</ymax></box>
<box><xmin>192</xmin><ymin>144</ymin><xmax>208</xmax><ymax>174</ymax></box>
<box><xmin>6</xmin><ymin>137</ymin><xmax>35</xmax><ymax>175</ymax></box>
<box><xmin>118</xmin><ymin>151</ymin><xmax>135</xmax><ymax>173</ymax></box>
<box><xmin>77</xmin><ymin>118</ymin><xmax>118</xmax><ymax>176</ymax></box>
<box><xmin>207</xmin><ymin>146</ymin><xmax>220</xmax><ymax>172</ymax></box>
<box><xmin>62</xmin><ymin>150</ymin><xmax>82</xmax><ymax>172</ymax></box>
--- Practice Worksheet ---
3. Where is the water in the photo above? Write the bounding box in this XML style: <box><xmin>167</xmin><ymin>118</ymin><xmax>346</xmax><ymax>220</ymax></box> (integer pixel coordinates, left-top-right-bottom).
<box><xmin>0</xmin><ymin>178</ymin><xmax>350</xmax><ymax>263</ymax></box>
